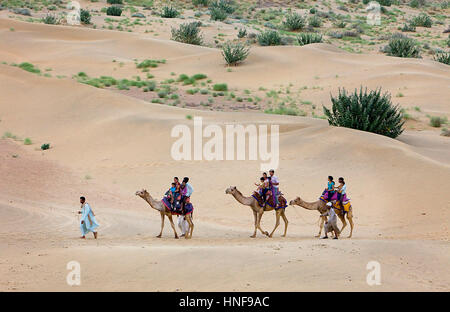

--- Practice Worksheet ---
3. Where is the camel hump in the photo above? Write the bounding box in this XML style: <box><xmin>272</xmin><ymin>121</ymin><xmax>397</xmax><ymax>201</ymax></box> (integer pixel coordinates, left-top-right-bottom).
<box><xmin>252</xmin><ymin>192</ymin><xmax>265</xmax><ymax>207</ymax></box>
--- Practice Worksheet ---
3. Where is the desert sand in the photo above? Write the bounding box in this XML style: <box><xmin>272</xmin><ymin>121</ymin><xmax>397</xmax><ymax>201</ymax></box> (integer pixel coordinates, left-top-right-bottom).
<box><xmin>0</xmin><ymin>1</ymin><xmax>449</xmax><ymax>292</ymax></box>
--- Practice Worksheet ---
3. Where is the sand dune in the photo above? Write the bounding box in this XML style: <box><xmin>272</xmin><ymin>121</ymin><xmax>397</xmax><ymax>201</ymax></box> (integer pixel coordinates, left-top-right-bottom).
<box><xmin>0</xmin><ymin>13</ymin><xmax>449</xmax><ymax>291</ymax></box>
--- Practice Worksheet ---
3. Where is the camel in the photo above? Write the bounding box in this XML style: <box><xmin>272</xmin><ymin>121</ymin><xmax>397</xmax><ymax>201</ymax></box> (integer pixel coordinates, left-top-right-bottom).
<box><xmin>135</xmin><ymin>189</ymin><xmax>194</xmax><ymax>239</ymax></box>
<box><xmin>289</xmin><ymin>196</ymin><xmax>354</xmax><ymax>238</ymax></box>
<box><xmin>225</xmin><ymin>186</ymin><xmax>288</xmax><ymax>238</ymax></box>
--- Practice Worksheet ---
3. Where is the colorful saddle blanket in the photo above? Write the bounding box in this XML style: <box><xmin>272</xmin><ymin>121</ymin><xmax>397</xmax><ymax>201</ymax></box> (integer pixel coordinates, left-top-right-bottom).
<box><xmin>319</xmin><ymin>195</ymin><xmax>351</xmax><ymax>213</ymax></box>
<box><xmin>252</xmin><ymin>192</ymin><xmax>288</xmax><ymax>210</ymax></box>
<box><xmin>162</xmin><ymin>196</ymin><xmax>194</xmax><ymax>215</ymax></box>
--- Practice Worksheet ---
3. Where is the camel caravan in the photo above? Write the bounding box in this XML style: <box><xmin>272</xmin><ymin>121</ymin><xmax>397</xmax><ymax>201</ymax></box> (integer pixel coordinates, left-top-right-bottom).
<box><xmin>132</xmin><ymin>171</ymin><xmax>354</xmax><ymax>240</ymax></box>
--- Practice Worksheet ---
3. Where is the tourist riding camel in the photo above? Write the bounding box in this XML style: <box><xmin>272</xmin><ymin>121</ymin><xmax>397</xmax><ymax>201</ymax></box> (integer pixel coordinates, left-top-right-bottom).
<box><xmin>289</xmin><ymin>177</ymin><xmax>354</xmax><ymax>238</ymax></box>
<box><xmin>135</xmin><ymin>188</ymin><xmax>194</xmax><ymax>239</ymax></box>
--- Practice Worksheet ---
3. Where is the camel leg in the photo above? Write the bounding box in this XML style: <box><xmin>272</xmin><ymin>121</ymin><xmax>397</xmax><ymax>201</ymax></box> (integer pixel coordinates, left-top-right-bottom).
<box><xmin>167</xmin><ymin>214</ymin><xmax>179</xmax><ymax>239</ymax></box>
<box><xmin>281</xmin><ymin>209</ymin><xmax>288</xmax><ymax>237</ymax></box>
<box><xmin>251</xmin><ymin>211</ymin><xmax>257</xmax><ymax>238</ymax></box>
<box><xmin>347</xmin><ymin>210</ymin><xmax>354</xmax><ymax>238</ymax></box>
<box><xmin>257</xmin><ymin>210</ymin><xmax>269</xmax><ymax>236</ymax></box>
<box><xmin>185</xmin><ymin>214</ymin><xmax>194</xmax><ymax>239</ymax></box>
<box><xmin>338</xmin><ymin>213</ymin><xmax>347</xmax><ymax>237</ymax></box>
<box><xmin>157</xmin><ymin>212</ymin><xmax>165</xmax><ymax>238</ymax></box>
<box><xmin>316</xmin><ymin>216</ymin><xmax>326</xmax><ymax>237</ymax></box>
<box><xmin>269</xmin><ymin>210</ymin><xmax>282</xmax><ymax>238</ymax></box>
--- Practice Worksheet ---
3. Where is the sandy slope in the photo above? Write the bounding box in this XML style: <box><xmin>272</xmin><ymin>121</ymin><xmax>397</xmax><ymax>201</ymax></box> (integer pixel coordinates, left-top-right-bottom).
<box><xmin>0</xmin><ymin>17</ymin><xmax>449</xmax><ymax>291</ymax></box>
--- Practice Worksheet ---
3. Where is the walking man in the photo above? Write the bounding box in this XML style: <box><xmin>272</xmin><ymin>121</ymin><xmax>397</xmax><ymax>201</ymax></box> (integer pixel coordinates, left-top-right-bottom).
<box><xmin>78</xmin><ymin>196</ymin><xmax>99</xmax><ymax>239</ymax></box>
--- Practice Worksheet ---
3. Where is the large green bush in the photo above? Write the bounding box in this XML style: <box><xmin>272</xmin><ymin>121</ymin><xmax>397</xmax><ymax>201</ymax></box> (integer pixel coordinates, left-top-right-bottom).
<box><xmin>222</xmin><ymin>41</ymin><xmax>250</xmax><ymax>66</ymax></box>
<box><xmin>107</xmin><ymin>0</ymin><xmax>123</xmax><ymax>4</ymax></box>
<box><xmin>323</xmin><ymin>87</ymin><xmax>404</xmax><ymax>138</ymax></box>
<box><xmin>257</xmin><ymin>30</ymin><xmax>281</xmax><ymax>46</ymax></box>
<box><xmin>171</xmin><ymin>22</ymin><xmax>203</xmax><ymax>45</ymax></box>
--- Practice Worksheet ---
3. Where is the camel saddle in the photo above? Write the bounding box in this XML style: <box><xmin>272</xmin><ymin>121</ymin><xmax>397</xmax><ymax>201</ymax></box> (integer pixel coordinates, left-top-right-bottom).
<box><xmin>252</xmin><ymin>192</ymin><xmax>287</xmax><ymax>210</ymax></box>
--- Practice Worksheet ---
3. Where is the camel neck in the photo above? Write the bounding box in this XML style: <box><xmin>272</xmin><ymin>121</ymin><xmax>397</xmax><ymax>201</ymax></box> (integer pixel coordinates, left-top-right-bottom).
<box><xmin>232</xmin><ymin>191</ymin><xmax>253</xmax><ymax>206</ymax></box>
<box><xmin>298</xmin><ymin>198</ymin><xmax>318</xmax><ymax>210</ymax></box>
<box><xmin>144</xmin><ymin>194</ymin><xmax>159</xmax><ymax>210</ymax></box>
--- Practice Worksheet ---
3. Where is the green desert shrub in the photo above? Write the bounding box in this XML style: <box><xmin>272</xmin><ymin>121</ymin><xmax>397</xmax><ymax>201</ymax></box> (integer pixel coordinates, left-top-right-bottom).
<box><xmin>409</xmin><ymin>0</ymin><xmax>426</xmax><ymax>8</ymax></box>
<box><xmin>18</xmin><ymin>62</ymin><xmax>41</xmax><ymax>74</ymax></box>
<box><xmin>41</xmin><ymin>143</ymin><xmax>51</xmax><ymax>150</ymax></box>
<box><xmin>106</xmin><ymin>6</ymin><xmax>122</xmax><ymax>16</ymax></box>
<box><xmin>385</xmin><ymin>36</ymin><xmax>420</xmax><ymax>58</ymax></box>
<box><xmin>237</xmin><ymin>28</ymin><xmax>247</xmax><ymax>38</ymax></box>
<box><xmin>161</xmin><ymin>6</ymin><xmax>179</xmax><ymax>18</ymax></box>
<box><xmin>209</xmin><ymin>0</ymin><xmax>235</xmax><ymax>14</ymax></box>
<box><xmin>429</xmin><ymin>116</ymin><xmax>448</xmax><ymax>127</ymax></box>
<box><xmin>323</xmin><ymin>87</ymin><xmax>404</xmax><ymax>138</ymax></box>
<box><xmin>193</xmin><ymin>0</ymin><xmax>209</xmax><ymax>6</ymax></box>
<box><xmin>210</xmin><ymin>7</ymin><xmax>227</xmax><ymax>21</ymax></box>
<box><xmin>265</xmin><ymin>103</ymin><xmax>303</xmax><ymax>116</ymax></box>
<box><xmin>434</xmin><ymin>52</ymin><xmax>450</xmax><ymax>65</ymax></box>
<box><xmin>213</xmin><ymin>83</ymin><xmax>228</xmax><ymax>91</ymax></box>
<box><xmin>308</xmin><ymin>15</ymin><xmax>322</xmax><ymax>28</ymax></box>
<box><xmin>24</xmin><ymin>138</ymin><xmax>32</xmax><ymax>145</ymax></box>
<box><xmin>283</xmin><ymin>13</ymin><xmax>306</xmax><ymax>31</ymax></box>
<box><xmin>222</xmin><ymin>41</ymin><xmax>250</xmax><ymax>66</ymax></box>
<box><xmin>42</xmin><ymin>14</ymin><xmax>58</xmax><ymax>24</ymax></box>
<box><xmin>80</xmin><ymin>9</ymin><xmax>91</xmax><ymax>24</ymax></box>
<box><xmin>257</xmin><ymin>30</ymin><xmax>281</xmax><ymax>46</ymax></box>
<box><xmin>297</xmin><ymin>33</ymin><xmax>323</xmax><ymax>46</ymax></box>
<box><xmin>376</xmin><ymin>0</ymin><xmax>392</xmax><ymax>6</ymax></box>
<box><xmin>401</xmin><ymin>23</ymin><xmax>416</xmax><ymax>32</ymax></box>
<box><xmin>171</xmin><ymin>22</ymin><xmax>203</xmax><ymax>45</ymax></box>
<box><xmin>410</xmin><ymin>13</ymin><xmax>432</xmax><ymax>28</ymax></box>
<box><xmin>107</xmin><ymin>0</ymin><xmax>123</xmax><ymax>4</ymax></box>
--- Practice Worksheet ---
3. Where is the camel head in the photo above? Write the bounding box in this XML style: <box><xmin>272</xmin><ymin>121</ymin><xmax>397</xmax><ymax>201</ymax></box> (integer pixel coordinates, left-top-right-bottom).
<box><xmin>135</xmin><ymin>189</ymin><xmax>149</xmax><ymax>199</ymax></box>
<box><xmin>289</xmin><ymin>197</ymin><xmax>302</xmax><ymax>206</ymax></box>
<box><xmin>225</xmin><ymin>186</ymin><xmax>237</xmax><ymax>195</ymax></box>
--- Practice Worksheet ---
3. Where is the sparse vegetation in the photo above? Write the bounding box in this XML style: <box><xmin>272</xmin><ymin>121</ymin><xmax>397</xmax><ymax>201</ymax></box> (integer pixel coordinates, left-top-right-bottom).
<box><xmin>324</xmin><ymin>87</ymin><xmax>404</xmax><ymax>138</ymax></box>
<box><xmin>23</xmin><ymin>138</ymin><xmax>32</xmax><ymax>145</ymax></box>
<box><xmin>265</xmin><ymin>103</ymin><xmax>303</xmax><ymax>116</ymax></box>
